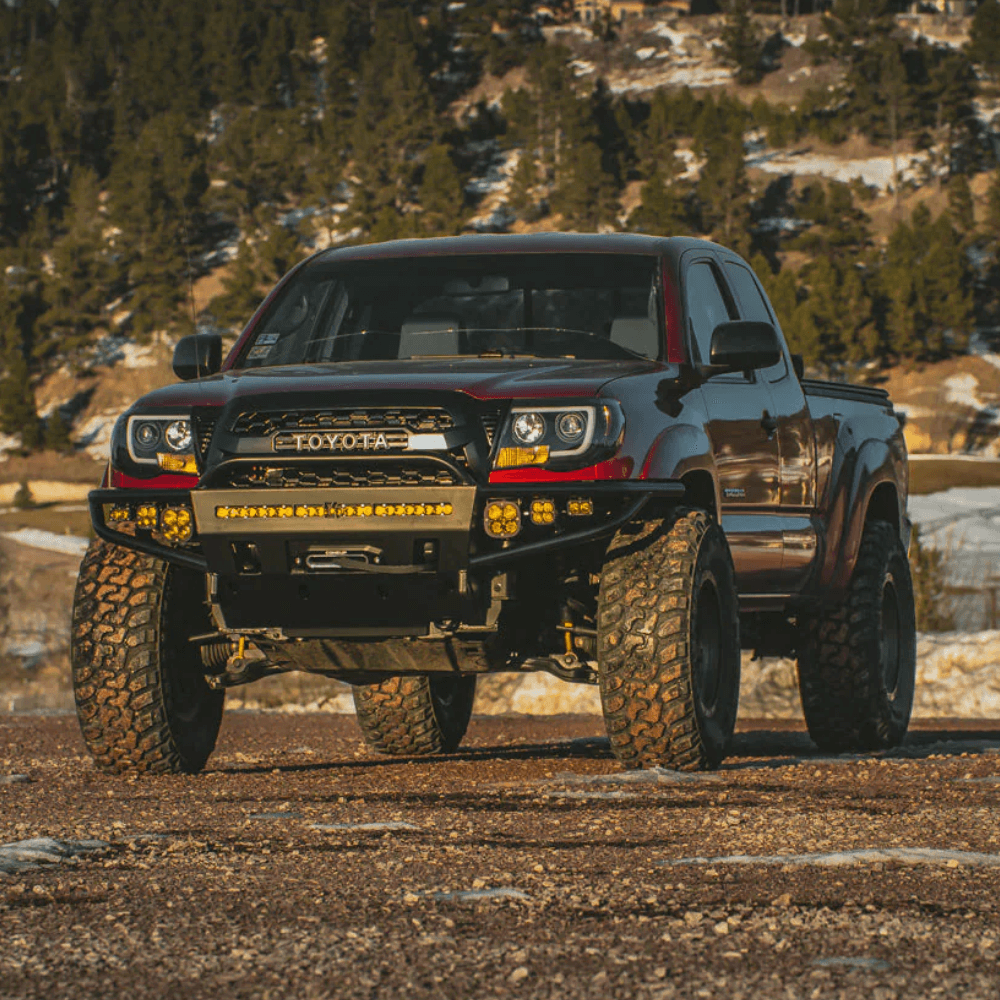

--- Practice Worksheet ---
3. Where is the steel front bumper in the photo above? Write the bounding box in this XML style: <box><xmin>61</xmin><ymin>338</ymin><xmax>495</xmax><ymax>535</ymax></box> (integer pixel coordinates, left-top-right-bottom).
<box><xmin>88</xmin><ymin>480</ymin><xmax>686</xmax><ymax>577</ymax></box>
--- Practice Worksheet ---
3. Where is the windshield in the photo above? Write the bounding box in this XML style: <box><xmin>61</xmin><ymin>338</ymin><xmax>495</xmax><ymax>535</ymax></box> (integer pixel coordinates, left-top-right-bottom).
<box><xmin>235</xmin><ymin>253</ymin><xmax>662</xmax><ymax>368</ymax></box>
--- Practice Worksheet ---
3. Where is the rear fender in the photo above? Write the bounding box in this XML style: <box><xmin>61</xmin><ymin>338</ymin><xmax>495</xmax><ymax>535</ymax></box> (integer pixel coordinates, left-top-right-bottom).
<box><xmin>821</xmin><ymin>438</ymin><xmax>902</xmax><ymax>598</ymax></box>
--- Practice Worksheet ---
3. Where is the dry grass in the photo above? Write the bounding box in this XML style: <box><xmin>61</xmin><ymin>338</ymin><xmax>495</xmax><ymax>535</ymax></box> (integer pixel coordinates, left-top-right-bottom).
<box><xmin>0</xmin><ymin>452</ymin><xmax>106</xmax><ymax>485</ymax></box>
<box><xmin>909</xmin><ymin>459</ymin><xmax>1000</xmax><ymax>496</ymax></box>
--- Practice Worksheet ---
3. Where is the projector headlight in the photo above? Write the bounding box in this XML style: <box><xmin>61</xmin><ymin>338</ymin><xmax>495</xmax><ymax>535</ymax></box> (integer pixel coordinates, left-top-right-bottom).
<box><xmin>127</xmin><ymin>415</ymin><xmax>196</xmax><ymax>466</ymax></box>
<box><xmin>493</xmin><ymin>402</ymin><xmax>624</xmax><ymax>471</ymax></box>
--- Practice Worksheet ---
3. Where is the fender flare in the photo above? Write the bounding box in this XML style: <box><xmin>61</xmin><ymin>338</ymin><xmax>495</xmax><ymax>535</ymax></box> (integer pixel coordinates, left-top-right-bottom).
<box><xmin>640</xmin><ymin>423</ymin><xmax>720</xmax><ymax>516</ymax></box>
<box><xmin>821</xmin><ymin>437</ymin><xmax>901</xmax><ymax>597</ymax></box>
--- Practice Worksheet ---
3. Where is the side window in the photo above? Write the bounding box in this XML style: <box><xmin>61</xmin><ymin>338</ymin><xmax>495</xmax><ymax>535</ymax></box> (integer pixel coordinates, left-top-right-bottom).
<box><xmin>684</xmin><ymin>261</ymin><xmax>734</xmax><ymax>364</ymax></box>
<box><xmin>724</xmin><ymin>263</ymin><xmax>773</xmax><ymax>323</ymax></box>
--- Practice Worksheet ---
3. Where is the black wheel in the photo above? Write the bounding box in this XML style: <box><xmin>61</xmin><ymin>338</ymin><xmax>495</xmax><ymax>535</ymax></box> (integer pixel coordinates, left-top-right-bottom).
<box><xmin>597</xmin><ymin>508</ymin><xmax>741</xmax><ymax>770</ymax></box>
<box><xmin>797</xmin><ymin>519</ymin><xmax>916</xmax><ymax>752</ymax></box>
<box><xmin>71</xmin><ymin>539</ymin><xmax>224</xmax><ymax>775</ymax></box>
<box><xmin>353</xmin><ymin>674</ymin><xmax>477</xmax><ymax>755</ymax></box>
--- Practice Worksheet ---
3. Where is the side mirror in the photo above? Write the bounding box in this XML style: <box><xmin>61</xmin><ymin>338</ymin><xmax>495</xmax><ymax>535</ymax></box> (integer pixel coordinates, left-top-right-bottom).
<box><xmin>173</xmin><ymin>334</ymin><xmax>222</xmax><ymax>381</ymax></box>
<box><xmin>708</xmin><ymin>321</ymin><xmax>781</xmax><ymax>373</ymax></box>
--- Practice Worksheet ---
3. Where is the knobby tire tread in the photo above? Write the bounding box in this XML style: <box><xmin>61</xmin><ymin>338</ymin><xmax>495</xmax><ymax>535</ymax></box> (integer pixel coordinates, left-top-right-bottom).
<box><xmin>798</xmin><ymin>520</ymin><xmax>916</xmax><ymax>752</ymax></box>
<box><xmin>597</xmin><ymin>508</ymin><xmax>739</xmax><ymax>771</ymax></box>
<box><xmin>71</xmin><ymin>539</ymin><xmax>223</xmax><ymax>775</ymax></box>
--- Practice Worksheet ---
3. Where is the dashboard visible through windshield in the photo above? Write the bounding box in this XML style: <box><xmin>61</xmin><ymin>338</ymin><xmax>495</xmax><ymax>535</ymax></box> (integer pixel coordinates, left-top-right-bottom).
<box><xmin>235</xmin><ymin>253</ymin><xmax>662</xmax><ymax>368</ymax></box>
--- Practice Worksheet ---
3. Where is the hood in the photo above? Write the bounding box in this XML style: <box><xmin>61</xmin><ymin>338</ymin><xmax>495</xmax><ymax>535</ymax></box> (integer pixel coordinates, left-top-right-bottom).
<box><xmin>132</xmin><ymin>358</ymin><xmax>663</xmax><ymax>411</ymax></box>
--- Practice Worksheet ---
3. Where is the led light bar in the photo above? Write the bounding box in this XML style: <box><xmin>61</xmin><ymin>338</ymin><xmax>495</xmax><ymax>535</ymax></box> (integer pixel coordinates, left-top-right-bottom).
<box><xmin>214</xmin><ymin>501</ymin><xmax>455</xmax><ymax>520</ymax></box>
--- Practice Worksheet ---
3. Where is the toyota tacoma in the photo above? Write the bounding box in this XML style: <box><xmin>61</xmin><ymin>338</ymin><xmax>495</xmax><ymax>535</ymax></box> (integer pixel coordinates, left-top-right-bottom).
<box><xmin>72</xmin><ymin>233</ymin><xmax>914</xmax><ymax>774</ymax></box>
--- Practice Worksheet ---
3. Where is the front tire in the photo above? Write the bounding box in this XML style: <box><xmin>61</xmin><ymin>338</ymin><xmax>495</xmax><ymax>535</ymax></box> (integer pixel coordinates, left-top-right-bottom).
<box><xmin>71</xmin><ymin>540</ymin><xmax>224</xmax><ymax>775</ymax></box>
<box><xmin>597</xmin><ymin>508</ymin><xmax>741</xmax><ymax>770</ymax></box>
<box><xmin>353</xmin><ymin>675</ymin><xmax>477</xmax><ymax>755</ymax></box>
<box><xmin>797</xmin><ymin>520</ymin><xmax>916</xmax><ymax>752</ymax></box>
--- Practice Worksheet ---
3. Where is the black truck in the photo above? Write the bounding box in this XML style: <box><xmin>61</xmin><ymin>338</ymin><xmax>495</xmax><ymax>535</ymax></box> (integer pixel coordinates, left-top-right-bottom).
<box><xmin>73</xmin><ymin>234</ymin><xmax>914</xmax><ymax>774</ymax></box>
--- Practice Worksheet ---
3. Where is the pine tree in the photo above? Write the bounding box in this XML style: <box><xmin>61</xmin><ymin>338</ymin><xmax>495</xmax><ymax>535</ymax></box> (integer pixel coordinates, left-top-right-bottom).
<box><xmin>418</xmin><ymin>144</ymin><xmax>465</xmax><ymax>236</ymax></box>
<box><xmin>696</xmin><ymin>131</ymin><xmax>752</xmax><ymax>253</ymax></box>
<box><xmin>629</xmin><ymin>163</ymin><xmax>686</xmax><ymax>236</ymax></box>
<box><xmin>720</xmin><ymin>0</ymin><xmax>765</xmax><ymax>86</ymax></box>
<box><xmin>551</xmin><ymin>141</ymin><xmax>619</xmax><ymax>232</ymax></box>
<box><xmin>507</xmin><ymin>151</ymin><xmax>541</xmax><ymax>222</ymax></box>
<box><xmin>947</xmin><ymin>174</ymin><xmax>975</xmax><ymax>241</ymax></box>
<box><xmin>38</xmin><ymin>167</ymin><xmax>120</xmax><ymax>361</ymax></box>
<box><xmin>966</xmin><ymin>0</ymin><xmax>1000</xmax><ymax>79</ymax></box>
<box><xmin>43</xmin><ymin>408</ymin><xmax>72</xmax><ymax>452</ymax></box>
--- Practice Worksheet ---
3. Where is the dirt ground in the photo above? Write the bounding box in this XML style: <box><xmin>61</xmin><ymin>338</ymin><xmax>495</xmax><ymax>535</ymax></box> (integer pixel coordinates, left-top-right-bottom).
<box><xmin>1</xmin><ymin>714</ymin><xmax>999</xmax><ymax>1000</ymax></box>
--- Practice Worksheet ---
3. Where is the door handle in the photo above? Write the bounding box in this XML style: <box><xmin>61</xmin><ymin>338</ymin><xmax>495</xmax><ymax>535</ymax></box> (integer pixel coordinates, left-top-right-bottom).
<box><xmin>761</xmin><ymin>410</ymin><xmax>777</xmax><ymax>438</ymax></box>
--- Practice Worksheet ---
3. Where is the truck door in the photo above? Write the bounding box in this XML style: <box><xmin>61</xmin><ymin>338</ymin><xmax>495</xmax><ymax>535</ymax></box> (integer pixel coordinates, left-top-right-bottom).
<box><xmin>681</xmin><ymin>253</ymin><xmax>783</xmax><ymax>594</ymax></box>
<box><xmin>720</xmin><ymin>257</ymin><xmax>818</xmax><ymax>592</ymax></box>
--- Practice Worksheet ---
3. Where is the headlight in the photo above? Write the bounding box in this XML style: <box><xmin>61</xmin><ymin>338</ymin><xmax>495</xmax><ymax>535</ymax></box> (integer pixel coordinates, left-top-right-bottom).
<box><xmin>127</xmin><ymin>415</ymin><xmax>196</xmax><ymax>468</ymax></box>
<box><xmin>512</xmin><ymin>412</ymin><xmax>545</xmax><ymax>445</ymax></box>
<box><xmin>493</xmin><ymin>402</ymin><xmax>624</xmax><ymax>471</ymax></box>
<box><xmin>164</xmin><ymin>420</ymin><xmax>193</xmax><ymax>452</ymax></box>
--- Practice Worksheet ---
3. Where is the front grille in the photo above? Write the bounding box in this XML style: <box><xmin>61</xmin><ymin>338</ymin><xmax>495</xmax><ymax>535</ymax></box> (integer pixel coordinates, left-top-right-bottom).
<box><xmin>232</xmin><ymin>408</ymin><xmax>456</xmax><ymax>437</ymax></box>
<box><xmin>222</xmin><ymin>462</ymin><xmax>464</xmax><ymax>489</ymax></box>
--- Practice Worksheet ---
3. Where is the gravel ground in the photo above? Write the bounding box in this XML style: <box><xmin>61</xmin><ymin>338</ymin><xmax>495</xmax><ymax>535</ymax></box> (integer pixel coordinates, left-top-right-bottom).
<box><xmin>1</xmin><ymin>713</ymin><xmax>999</xmax><ymax>1000</ymax></box>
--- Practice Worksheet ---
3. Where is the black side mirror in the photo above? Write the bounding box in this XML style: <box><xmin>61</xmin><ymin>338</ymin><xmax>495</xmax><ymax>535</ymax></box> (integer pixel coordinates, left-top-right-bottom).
<box><xmin>173</xmin><ymin>334</ymin><xmax>222</xmax><ymax>381</ymax></box>
<box><xmin>708</xmin><ymin>321</ymin><xmax>781</xmax><ymax>373</ymax></box>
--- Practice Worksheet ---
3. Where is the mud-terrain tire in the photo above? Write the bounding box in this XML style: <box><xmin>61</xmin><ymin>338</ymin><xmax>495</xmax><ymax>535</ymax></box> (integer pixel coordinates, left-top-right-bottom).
<box><xmin>353</xmin><ymin>675</ymin><xmax>477</xmax><ymax>755</ymax></box>
<box><xmin>597</xmin><ymin>508</ymin><xmax>741</xmax><ymax>771</ymax></box>
<box><xmin>71</xmin><ymin>539</ymin><xmax>224</xmax><ymax>775</ymax></box>
<box><xmin>797</xmin><ymin>520</ymin><xmax>916</xmax><ymax>753</ymax></box>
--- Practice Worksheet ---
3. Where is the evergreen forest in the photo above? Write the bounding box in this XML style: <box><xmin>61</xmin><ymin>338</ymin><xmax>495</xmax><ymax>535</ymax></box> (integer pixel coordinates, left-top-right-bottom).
<box><xmin>1</xmin><ymin>0</ymin><xmax>1000</xmax><ymax>450</ymax></box>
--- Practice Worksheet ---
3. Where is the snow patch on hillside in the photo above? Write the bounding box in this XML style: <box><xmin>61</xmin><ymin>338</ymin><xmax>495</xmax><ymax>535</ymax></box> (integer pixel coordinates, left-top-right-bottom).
<box><xmin>749</xmin><ymin>149</ymin><xmax>930</xmax><ymax>191</ymax></box>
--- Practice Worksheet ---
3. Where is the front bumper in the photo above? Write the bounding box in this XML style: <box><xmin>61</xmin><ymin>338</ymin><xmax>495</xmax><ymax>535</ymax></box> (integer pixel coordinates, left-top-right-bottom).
<box><xmin>89</xmin><ymin>480</ymin><xmax>685</xmax><ymax>577</ymax></box>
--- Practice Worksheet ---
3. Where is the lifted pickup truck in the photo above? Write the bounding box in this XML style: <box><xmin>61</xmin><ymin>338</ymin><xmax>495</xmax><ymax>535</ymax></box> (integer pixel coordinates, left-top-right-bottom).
<box><xmin>72</xmin><ymin>233</ymin><xmax>914</xmax><ymax>775</ymax></box>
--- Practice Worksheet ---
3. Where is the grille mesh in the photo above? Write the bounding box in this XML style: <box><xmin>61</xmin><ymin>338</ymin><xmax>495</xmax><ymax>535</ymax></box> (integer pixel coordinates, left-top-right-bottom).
<box><xmin>223</xmin><ymin>462</ymin><xmax>464</xmax><ymax>490</ymax></box>
<box><xmin>232</xmin><ymin>408</ymin><xmax>455</xmax><ymax>437</ymax></box>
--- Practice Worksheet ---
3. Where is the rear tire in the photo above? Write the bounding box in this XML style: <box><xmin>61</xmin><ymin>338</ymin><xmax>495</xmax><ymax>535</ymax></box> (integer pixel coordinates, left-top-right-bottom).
<box><xmin>797</xmin><ymin>520</ymin><xmax>916</xmax><ymax>753</ymax></box>
<box><xmin>353</xmin><ymin>675</ymin><xmax>477</xmax><ymax>755</ymax></box>
<box><xmin>597</xmin><ymin>508</ymin><xmax>741</xmax><ymax>770</ymax></box>
<box><xmin>71</xmin><ymin>540</ymin><xmax>224</xmax><ymax>775</ymax></box>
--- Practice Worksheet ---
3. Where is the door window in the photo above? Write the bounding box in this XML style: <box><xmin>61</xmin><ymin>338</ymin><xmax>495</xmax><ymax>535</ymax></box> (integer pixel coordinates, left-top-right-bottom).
<box><xmin>724</xmin><ymin>263</ymin><xmax>772</xmax><ymax>323</ymax></box>
<box><xmin>684</xmin><ymin>261</ymin><xmax>735</xmax><ymax>365</ymax></box>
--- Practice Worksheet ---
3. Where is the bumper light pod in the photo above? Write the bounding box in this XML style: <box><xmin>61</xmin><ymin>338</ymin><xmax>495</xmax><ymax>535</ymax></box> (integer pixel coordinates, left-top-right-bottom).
<box><xmin>160</xmin><ymin>507</ymin><xmax>194</xmax><ymax>543</ymax></box>
<box><xmin>529</xmin><ymin>499</ymin><xmax>556</xmax><ymax>525</ymax></box>
<box><xmin>136</xmin><ymin>504</ymin><xmax>158</xmax><ymax>529</ymax></box>
<box><xmin>484</xmin><ymin>500</ymin><xmax>521</xmax><ymax>538</ymax></box>
<box><xmin>567</xmin><ymin>498</ymin><xmax>594</xmax><ymax>516</ymax></box>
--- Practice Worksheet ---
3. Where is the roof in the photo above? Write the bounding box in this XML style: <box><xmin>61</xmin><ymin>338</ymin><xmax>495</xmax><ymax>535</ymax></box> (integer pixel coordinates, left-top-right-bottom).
<box><xmin>315</xmin><ymin>232</ymin><xmax>717</xmax><ymax>264</ymax></box>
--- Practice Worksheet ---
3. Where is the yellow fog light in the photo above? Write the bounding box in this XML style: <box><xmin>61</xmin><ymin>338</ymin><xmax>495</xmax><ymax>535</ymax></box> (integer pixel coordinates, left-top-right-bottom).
<box><xmin>567</xmin><ymin>498</ymin><xmax>594</xmax><ymax>517</ymax></box>
<box><xmin>160</xmin><ymin>507</ymin><xmax>193</xmax><ymax>543</ymax></box>
<box><xmin>495</xmin><ymin>445</ymin><xmax>549</xmax><ymax>469</ymax></box>
<box><xmin>107</xmin><ymin>506</ymin><xmax>131</xmax><ymax>523</ymax></box>
<box><xmin>157</xmin><ymin>453</ymin><xmax>199</xmax><ymax>475</ymax></box>
<box><xmin>136</xmin><ymin>504</ymin><xmax>158</xmax><ymax>529</ymax></box>
<box><xmin>529</xmin><ymin>499</ymin><xmax>556</xmax><ymax>526</ymax></box>
<box><xmin>484</xmin><ymin>500</ymin><xmax>521</xmax><ymax>538</ymax></box>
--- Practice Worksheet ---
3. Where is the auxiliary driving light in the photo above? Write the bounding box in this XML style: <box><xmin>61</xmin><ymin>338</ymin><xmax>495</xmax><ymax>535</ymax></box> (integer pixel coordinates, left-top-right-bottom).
<box><xmin>136</xmin><ymin>504</ymin><xmax>158</xmax><ymax>529</ymax></box>
<box><xmin>567</xmin><ymin>498</ymin><xmax>594</xmax><ymax>516</ymax></box>
<box><xmin>160</xmin><ymin>507</ymin><xmax>193</xmax><ymax>543</ymax></box>
<box><xmin>484</xmin><ymin>500</ymin><xmax>521</xmax><ymax>538</ymax></box>
<box><xmin>529</xmin><ymin>499</ymin><xmax>556</xmax><ymax>525</ymax></box>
